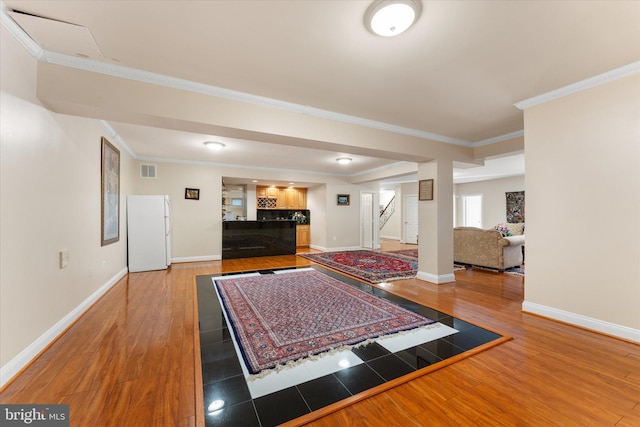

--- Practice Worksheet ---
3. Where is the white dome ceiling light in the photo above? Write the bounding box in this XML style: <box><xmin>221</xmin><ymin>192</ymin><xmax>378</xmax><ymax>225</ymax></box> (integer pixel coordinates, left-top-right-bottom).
<box><xmin>204</xmin><ymin>141</ymin><xmax>225</xmax><ymax>150</ymax></box>
<box><xmin>364</xmin><ymin>0</ymin><xmax>422</xmax><ymax>37</ymax></box>
<box><xmin>336</xmin><ymin>157</ymin><xmax>353</xmax><ymax>165</ymax></box>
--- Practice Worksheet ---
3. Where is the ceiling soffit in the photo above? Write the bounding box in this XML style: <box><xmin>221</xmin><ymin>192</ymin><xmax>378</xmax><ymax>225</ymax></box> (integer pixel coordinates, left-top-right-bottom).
<box><xmin>35</xmin><ymin>60</ymin><xmax>481</xmax><ymax>166</ymax></box>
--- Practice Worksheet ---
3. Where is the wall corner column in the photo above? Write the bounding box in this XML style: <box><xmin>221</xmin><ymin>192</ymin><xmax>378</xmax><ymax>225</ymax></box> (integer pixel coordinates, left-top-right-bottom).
<box><xmin>416</xmin><ymin>160</ymin><xmax>455</xmax><ymax>284</ymax></box>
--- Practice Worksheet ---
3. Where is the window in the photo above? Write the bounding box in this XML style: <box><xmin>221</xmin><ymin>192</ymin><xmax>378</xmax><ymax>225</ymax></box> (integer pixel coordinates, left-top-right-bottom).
<box><xmin>461</xmin><ymin>194</ymin><xmax>483</xmax><ymax>228</ymax></box>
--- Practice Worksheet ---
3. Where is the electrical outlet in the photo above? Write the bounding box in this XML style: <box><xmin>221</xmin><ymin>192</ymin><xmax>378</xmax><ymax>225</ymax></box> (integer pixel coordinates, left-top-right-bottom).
<box><xmin>59</xmin><ymin>249</ymin><xmax>69</xmax><ymax>268</ymax></box>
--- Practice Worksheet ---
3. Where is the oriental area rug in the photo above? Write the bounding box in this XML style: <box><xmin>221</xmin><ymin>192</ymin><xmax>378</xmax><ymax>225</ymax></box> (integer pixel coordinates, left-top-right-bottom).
<box><xmin>387</xmin><ymin>248</ymin><xmax>419</xmax><ymax>259</ymax></box>
<box><xmin>198</xmin><ymin>266</ymin><xmax>510</xmax><ymax>426</ymax></box>
<box><xmin>214</xmin><ymin>269</ymin><xmax>435</xmax><ymax>376</ymax></box>
<box><xmin>299</xmin><ymin>250</ymin><xmax>418</xmax><ymax>283</ymax></box>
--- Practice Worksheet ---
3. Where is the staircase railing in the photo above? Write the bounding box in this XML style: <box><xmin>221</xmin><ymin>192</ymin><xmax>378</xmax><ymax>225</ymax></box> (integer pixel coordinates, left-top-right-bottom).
<box><xmin>379</xmin><ymin>196</ymin><xmax>395</xmax><ymax>229</ymax></box>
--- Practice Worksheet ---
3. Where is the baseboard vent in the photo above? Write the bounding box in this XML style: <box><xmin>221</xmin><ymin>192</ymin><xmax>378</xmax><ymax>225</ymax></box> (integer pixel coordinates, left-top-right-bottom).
<box><xmin>140</xmin><ymin>164</ymin><xmax>157</xmax><ymax>178</ymax></box>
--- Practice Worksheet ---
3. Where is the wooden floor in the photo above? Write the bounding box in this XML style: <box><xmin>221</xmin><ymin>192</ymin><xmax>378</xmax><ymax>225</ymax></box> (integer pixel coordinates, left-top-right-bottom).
<box><xmin>2</xmin><ymin>241</ymin><xmax>639</xmax><ymax>426</ymax></box>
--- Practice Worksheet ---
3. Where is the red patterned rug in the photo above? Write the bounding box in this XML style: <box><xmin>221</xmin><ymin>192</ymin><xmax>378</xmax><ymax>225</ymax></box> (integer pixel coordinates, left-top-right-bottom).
<box><xmin>390</xmin><ymin>249</ymin><xmax>467</xmax><ymax>272</ymax></box>
<box><xmin>299</xmin><ymin>250</ymin><xmax>418</xmax><ymax>283</ymax></box>
<box><xmin>388</xmin><ymin>249</ymin><xmax>419</xmax><ymax>259</ymax></box>
<box><xmin>214</xmin><ymin>269</ymin><xmax>434</xmax><ymax>375</ymax></box>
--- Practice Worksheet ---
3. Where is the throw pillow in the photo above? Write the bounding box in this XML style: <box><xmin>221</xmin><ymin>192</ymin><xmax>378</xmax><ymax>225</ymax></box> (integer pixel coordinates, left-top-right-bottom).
<box><xmin>494</xmin><ymin>223</ymin><xmax>513</xmax><ymax>236</ymax></box>
<box><xmin>508</xmin><ymin>222</ymin><xmax>525</xmax><ymax>235</ymax></box>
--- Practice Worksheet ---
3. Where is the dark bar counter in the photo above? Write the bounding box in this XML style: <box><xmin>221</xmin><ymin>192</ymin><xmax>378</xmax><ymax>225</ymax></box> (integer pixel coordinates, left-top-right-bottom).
<box><xmin>222</xmin><ymin>220</ymin><xmax>296</xmax><ymax>259</ymax></box>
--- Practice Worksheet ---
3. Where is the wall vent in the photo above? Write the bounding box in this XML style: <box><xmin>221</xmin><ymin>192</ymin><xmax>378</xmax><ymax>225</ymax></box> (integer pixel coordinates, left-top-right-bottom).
<box><xmin>140</xmin><ymin>164</ymin><xmax>157</xmax><ymax>178</ymax></box>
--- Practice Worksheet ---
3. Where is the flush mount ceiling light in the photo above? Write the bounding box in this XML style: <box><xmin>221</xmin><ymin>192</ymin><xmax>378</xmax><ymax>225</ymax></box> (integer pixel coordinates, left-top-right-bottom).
<box><xmin>364</xmin><ymin>0</ymin><xmax>422</xmax><ymax>37</ymax></box>
<box><xmin>204</xmin><ymin>141</ymin><xmax>225</xmax><ymax>150</ymax></box>
<box><xmin>336</xmin><ymin>157</ymin><xmax>352</xmax><ymax>165</ymax></box>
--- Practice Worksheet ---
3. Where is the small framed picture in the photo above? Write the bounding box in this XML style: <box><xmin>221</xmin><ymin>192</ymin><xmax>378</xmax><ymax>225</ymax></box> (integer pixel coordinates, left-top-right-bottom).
<box><xmin>337</xmin><ymin>194</ymin><xmax>350</xmax><ymax>206</ymax></box>
<box><xmin>419</xmin><ymin>179</ymin><xmax>434</xmax><ymax>201</ymax></box>
<box><xmin>418</xmin><ymin>179</ymin><xmax>433</xmax><ymax>200</ymax></box>
<box><xmin>185</xmin><ymin>188</ymin><xmax>200</xmax><ymax>200</ymax></box>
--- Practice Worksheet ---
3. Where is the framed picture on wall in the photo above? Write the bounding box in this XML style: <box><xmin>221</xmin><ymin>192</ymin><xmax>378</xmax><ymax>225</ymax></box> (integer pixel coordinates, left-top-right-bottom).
<box><xmin>419</xmin><ymin>179</ymin><xmax>434</xmax><ymax>201</ymax></box>
<box><xmin>185</xmin><ymin>188</ymin><xmax>200</xmax><ymax>200</ymax></box>
<box><xmin>337</xmin><ymin>194</ymin><xmax>350</xmax><ymax>206</ymax></box>
<box><xmin>101</xmin><ymin>137</ymin><xmax>120</xmax><ymax>246</ymax></box>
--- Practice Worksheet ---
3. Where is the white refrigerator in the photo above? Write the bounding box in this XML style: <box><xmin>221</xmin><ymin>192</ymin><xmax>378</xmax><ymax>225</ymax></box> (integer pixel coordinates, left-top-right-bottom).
<box><xmin>127</xmin><ymin>195</ymin><xmax>172</xmax><ymax>272</ymax></box>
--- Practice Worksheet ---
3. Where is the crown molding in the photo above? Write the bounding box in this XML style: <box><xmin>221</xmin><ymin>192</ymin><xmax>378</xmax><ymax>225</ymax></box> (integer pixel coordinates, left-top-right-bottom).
<box><xmin>1</xmin><ymin>3</ymin><xmax>45</xmax><ymax>60</ymax></box>
<box><xmin>473</xmin><ymin>130</ymin><xmax>524</xmax><ymax>147</ymax></box>
<box><xmin>515</xmin><ymin>61</ymin><xmax>640</xmax><ymax>110</ymax></box>
<box><xmin>135</xmin><ymin>155</ymin><xmax>360</xmax><ymax>178</ymax></box>
<box><xmin>97</xmin><ymin>120</ymin><xmax>138</xmax><ymax>159</ymax></box>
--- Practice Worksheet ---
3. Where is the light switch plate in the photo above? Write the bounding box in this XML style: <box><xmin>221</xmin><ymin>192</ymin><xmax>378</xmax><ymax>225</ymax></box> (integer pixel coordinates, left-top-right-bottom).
<box><xmin>60</xmin><ymin>249</ymin><xmax>69</xmax><ymax>268</ymax></box>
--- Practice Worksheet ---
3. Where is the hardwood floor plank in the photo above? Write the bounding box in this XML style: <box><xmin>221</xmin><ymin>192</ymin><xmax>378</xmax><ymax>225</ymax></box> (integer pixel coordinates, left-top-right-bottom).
<box><xmin>1</xmin><ymin>239</ymin><xmax>638</xmax><ymax>426</ymax></box>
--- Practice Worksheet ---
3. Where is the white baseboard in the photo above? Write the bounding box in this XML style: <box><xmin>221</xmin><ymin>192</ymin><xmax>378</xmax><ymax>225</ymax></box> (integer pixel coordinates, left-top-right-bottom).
<box><xmin>380</xmin><ymin>235</ymin><xmax>401</xmax><ymax>240</ymax></box>
<box><xmin>0</xmin><ymin>267</ymin><xmax>128</xmax><ymax>388</ymax></box>
<box><xmin>416</xmin><ymin>271</ymin><xmax>456</xmax><ymax>284</ymax></box>
<box><xmin>308</xmin><ymin>245</ymin><xmax>361</xmax><ymax>252</ymax></box>
<box><xmin>522</xmin><ymin>301</ymin><xmax>640</xmax><ymax>343</ymax></box>
<box><xmin>171</xmin><ymin>254</ymin><xmax>221</xmax><ymax>263</ymax></box>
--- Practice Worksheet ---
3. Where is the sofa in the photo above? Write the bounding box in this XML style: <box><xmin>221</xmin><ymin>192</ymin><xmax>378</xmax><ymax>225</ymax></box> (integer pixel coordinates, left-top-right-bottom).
<box><xmin>453</xmin><ymin>223</ymin><xmax>525</xmax><ymax>271</ymax></box>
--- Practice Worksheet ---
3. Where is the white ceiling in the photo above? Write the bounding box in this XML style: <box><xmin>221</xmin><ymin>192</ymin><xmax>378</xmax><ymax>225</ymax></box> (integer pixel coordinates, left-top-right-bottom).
<box><xmin>3</xmin><ymin>1</ymin><xmax>639</xmax><ymax>185</ymax></box>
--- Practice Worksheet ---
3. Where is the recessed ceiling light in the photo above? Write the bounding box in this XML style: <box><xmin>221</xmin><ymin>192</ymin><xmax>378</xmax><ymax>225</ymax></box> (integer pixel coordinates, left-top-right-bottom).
<box><xmin>337</xmin><ymin>157</ymin><xmax>352</xmax><ymax>165</ymax></box>
<box><xmin>364</xmin><ymin>0</ymin><xmax>422</xmax><ymax>37</ymax></box>
<box><xmin>204</xmin><ymin>141</ymin><xmax>225</xmax><ymax>150</ymax></box>
<box><xmin>252</xmin><ymin>180</ymin><xmax>259</xmax><ymax>183</ymax></box>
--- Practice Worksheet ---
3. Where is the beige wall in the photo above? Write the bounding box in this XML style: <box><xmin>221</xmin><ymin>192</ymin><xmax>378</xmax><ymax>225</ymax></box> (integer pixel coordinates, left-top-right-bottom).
<box><xmin>322</xmin><ymin>184</ymin><xmax>363</xmax><ymax>250</ymax></box>
<box><xmin>455</xmin><ymin>175</ymin><xmax>525</xmax><ymax>228</ymax></box>
<box><xmin>1</xmin><ymin>27</ymin><xmax>133</xmax><ymax>369</ymax></box>
<box><xmin>307</xmin><ymin>185</ymin><xmax>327</xmax><ymax>249</ymax></box>
<box><xmin>523</xmin><ymin>74</ymin><xmax>640</xmax><ymax>337</ymax></box>
<box><xmin>133</xmin><ymin>162</ymin><xmax>223</xmax><ymax>260</ymax></box>
<box><xmin>380</xmin><ymin>186</ymin><xmax>402</xmax><ymax>240</ymax></box>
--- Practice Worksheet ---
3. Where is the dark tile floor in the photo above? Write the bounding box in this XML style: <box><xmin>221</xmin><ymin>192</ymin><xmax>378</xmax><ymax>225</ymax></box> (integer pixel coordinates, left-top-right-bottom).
<box><xmin>196</xmin><ymin>266</ymin><xmax>502</xmax><ymax>427</ymax></box>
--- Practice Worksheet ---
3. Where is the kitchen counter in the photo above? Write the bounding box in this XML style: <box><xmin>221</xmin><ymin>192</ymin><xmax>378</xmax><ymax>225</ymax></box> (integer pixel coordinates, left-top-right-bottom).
<box><xmin>222</xmin><ymin>220</ymin><xmax>296</xmax><ymax>259</ymax></box>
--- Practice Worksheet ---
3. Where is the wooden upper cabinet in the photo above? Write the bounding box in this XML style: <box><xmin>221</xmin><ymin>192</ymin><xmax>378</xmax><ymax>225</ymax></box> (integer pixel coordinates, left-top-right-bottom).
<box><xmin>257</xmin><ymin>186</ymin><xmax>307</xmax><ymax>209</ymax></box>
<box><xmin>297</xmin><ymin>189</ymin><xmax>307</xmax><ymax>209</ymax></box>
<box><xmin>266</xmin><ymin>187</ymin><xmax>278</xmax><ymax>199</ymax></box>
<box><xmin>276</xmin><ymin>188</ymin><xmax>288</xmax><ymax>209</ymax></box>
<box><xmin>285</xmin><ymin>189</ymin><xmax>297</xmax><ymax>208</ymax></box>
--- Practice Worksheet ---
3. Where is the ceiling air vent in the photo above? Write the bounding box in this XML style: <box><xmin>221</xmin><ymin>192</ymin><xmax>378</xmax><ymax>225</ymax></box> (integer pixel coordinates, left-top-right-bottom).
<box><xmin>140</xmin><ymin>164</ymin><xmax>157</xmax><ymax>178</ymax></box>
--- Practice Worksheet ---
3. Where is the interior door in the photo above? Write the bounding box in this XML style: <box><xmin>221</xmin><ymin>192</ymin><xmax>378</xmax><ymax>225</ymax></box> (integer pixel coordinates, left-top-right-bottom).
<box><xmin>404</xmin><ymin>195</ymin><xmax>418</xmax><ymax>244</ymax></box>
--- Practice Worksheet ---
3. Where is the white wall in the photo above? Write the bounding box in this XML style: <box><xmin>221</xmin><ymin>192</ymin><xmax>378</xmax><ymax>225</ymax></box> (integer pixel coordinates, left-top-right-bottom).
<box><xmin>0</xmin><ymin>27</ymin><xmax>132</xmax><ymax>374</ymax></box>
<box><xmin>455</xmin><ymin>175</ymin><xmax>525</xmax><ymax>228</ymax></box>
<box><xmin>523</xmin><ymin>74</ymin><xmax>640</xmax><ymax>340</ymax></box>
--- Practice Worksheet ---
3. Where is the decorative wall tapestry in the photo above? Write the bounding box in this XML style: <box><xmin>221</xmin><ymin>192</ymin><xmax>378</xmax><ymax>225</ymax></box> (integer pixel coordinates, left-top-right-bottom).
<box><xmin>505</xmin><ymin>191</ymin><xmax>525</xmax><ymax>223</ymax></box>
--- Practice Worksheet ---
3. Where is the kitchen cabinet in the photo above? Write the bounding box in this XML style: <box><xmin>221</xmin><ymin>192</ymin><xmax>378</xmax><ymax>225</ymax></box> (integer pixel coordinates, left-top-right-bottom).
<box><xmin>297</xmin><ymin>189</ymin><xmax>306</xmax><ymax>209</ymax></box>
<box><xmin>285</xmin><ymin>189</ymin><xmax>297</xmax><ymax>208</ymax></box>
<box><xmin>276</xmin><ymin>188</ymin><xmax>288</xmax><ymax>209</ymax></box>
<box><xmin>296</xmin><ymin>224</ymin><xmax>310</xmax><ymax>247</ymax></box>
<box><xmin>257</xmin><ymin>186</ymin><xmax>307</xmax><ymax>209</ymax></box>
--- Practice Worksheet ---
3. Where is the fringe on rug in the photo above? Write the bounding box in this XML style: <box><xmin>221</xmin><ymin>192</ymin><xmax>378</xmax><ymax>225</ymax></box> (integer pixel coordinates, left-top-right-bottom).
<box><xmin>246</xmin><ymin>322</ymin><xmax>442</xmax><ymax>381</ymax></box>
